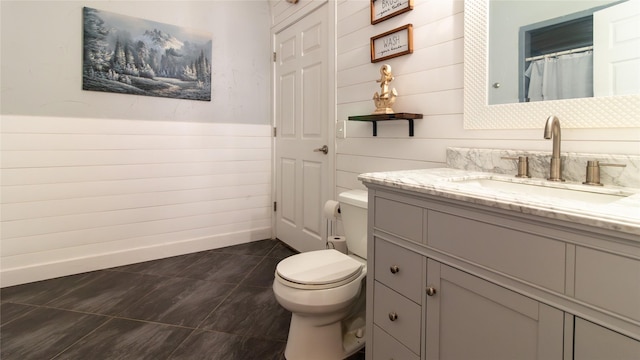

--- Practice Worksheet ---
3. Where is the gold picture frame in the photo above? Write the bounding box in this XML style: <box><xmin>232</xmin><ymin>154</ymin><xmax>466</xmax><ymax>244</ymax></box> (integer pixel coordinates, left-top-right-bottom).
<box><xmin>370</xmin><ymin>24</ymin><xmax>413</xmax><ymax>63</ymax></box>
<box><xmin>371</xmin><ymin>0</ymin><xmax>414</xmax><ymax>25</ymax></box>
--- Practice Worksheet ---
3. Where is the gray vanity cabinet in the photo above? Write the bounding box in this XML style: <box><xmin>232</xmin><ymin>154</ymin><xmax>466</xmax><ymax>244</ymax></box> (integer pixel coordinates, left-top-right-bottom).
<box><xmin>371</xmin><ymin>237</ymin><xmax>423</xmax><ymax>360</ymax></box>
<box><xmin>424</xmin><ymin>260</ymin><xmax>564</xmax><ymax>360</ymax></box>
<box><xmin>365</xmin><ymin>186</ymin><xmax>640</xmax><ymax>360</ymax></box>
<box><xmin>573</xmin><ymin>317</ymin><xmax>640</xmax><ymax>360</ymax></box>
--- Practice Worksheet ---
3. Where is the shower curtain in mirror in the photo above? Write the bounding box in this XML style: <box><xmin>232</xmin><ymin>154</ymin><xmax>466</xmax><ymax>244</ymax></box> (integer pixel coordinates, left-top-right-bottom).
<box><xmin>525</xmin><ymin>51</ymin><xmax>593</xmax><ymax>101</ymax></box>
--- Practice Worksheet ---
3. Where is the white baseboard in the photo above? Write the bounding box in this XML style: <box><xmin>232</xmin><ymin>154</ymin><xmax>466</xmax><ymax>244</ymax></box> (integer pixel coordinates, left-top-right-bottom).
<box><xmin>0</xmin><ymin>228</ymin><xmax>273</xmax><ymax>288</ymax></box>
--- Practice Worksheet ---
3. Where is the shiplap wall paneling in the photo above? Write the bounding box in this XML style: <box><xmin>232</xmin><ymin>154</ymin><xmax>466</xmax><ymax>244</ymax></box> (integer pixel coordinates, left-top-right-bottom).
<box><xmin>334</xmin><ymin>0</ymin><xmax>639</xmax><ymax>194</ymax></box>
<box><xmin>1</xmin><ymin>115</ymin><xmax>272</xmax><ymax>287</ymax></box>
<box><xmin>336</xmin><ymin>0</ymin><xmax>465</xmax><ymax>191</ymax></box>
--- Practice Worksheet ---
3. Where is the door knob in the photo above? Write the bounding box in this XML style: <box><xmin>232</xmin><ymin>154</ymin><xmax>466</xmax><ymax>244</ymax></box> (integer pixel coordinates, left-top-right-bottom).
<box><xmin>313</xmin><ymin>145</ymin><xmax>328</xmax><ymax>154</ymax></box>
<box><xmin>426</xmin><ymin>287</ymin><xmax>437</xmax><ymax>296</ymax></box>
<box><xmin>390</xmin><ymin>265</ymin><xmax>400</xmax><ymax>274</ymax></box>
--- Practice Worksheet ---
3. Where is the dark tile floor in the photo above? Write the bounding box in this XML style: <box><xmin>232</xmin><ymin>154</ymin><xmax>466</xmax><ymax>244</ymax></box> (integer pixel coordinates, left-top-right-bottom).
<box><xmin>0</xmin><ymin>239</ymin><xmax>366</xmax><ymax>360</ymax></box>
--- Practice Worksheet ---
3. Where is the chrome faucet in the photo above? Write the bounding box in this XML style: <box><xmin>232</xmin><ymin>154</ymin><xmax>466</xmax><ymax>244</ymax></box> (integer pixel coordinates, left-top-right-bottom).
<box><xmin>543</xmin><ymin>115</ymin><xmax>564</xmax><ymax>182</ymax></box>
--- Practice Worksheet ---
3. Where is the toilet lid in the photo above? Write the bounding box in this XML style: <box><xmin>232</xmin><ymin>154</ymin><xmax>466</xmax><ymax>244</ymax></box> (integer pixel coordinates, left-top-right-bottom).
<box><xmin>276</xmin><ymin>249</ymin><xmax>364</xmax><ymax>288</ymax></box>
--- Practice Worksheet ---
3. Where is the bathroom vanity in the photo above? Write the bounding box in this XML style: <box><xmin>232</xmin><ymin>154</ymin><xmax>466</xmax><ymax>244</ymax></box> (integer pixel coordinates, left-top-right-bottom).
<box><xmin>360</xmin><ymin>168</ymin><xmax>640</xmax><ymax>360</ymax></box>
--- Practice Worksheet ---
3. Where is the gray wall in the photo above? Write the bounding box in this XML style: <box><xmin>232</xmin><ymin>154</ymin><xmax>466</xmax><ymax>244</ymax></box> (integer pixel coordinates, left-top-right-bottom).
<box><xmin>0</xmin><ymin>1</ymin><xmax>271</xmax><ymax>124</ymax></box>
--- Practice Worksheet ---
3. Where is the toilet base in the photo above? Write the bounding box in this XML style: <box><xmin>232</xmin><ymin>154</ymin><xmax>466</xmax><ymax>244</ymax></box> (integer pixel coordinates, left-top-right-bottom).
<box><xmin>284</xmin><ymin>314</ymin><xmax>365</xmax><ymax>360</ymax></box>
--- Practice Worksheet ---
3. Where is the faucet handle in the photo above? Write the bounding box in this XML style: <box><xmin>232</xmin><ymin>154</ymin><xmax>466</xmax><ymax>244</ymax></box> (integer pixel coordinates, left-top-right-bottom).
<box><xmin>583</xmin><ymin>160</ymin><xmax>626</xmax><ymax>186</ymax></box>
<box><xmin>501</xmin><ymin>156</ymin><xmax>531</xmax><ymax>178</ymax></box>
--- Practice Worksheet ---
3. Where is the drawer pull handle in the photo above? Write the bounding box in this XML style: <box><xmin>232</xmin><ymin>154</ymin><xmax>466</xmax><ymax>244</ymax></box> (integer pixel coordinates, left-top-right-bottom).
<box><xmin>426</xmin><ymin>287</ymin><xmax>437</xmax><ymax>296</ymax></box>
<box><xmin>390</xmin><ymin>265</ymin><xmax>400</xmax><ymax>274</ymax></box>
<box><xmin>388</xmin><ymin>312</ymin><xmax>398</xmax><ymax>321</ymax></box>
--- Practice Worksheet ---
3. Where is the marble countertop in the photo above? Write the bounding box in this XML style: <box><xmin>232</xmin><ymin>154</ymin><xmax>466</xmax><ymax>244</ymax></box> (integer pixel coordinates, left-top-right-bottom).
<box><xmin>358</xmin><ymin>168</ymin><xmax>640</xmax><ymax>237</ymax></box>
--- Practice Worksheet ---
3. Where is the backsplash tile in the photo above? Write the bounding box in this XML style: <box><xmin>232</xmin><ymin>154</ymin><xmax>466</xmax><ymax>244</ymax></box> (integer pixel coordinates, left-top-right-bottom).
<box><xmin>447</xmin><ymin>147</ymin><xmax>640</xmax><ymax>188</ymax></box>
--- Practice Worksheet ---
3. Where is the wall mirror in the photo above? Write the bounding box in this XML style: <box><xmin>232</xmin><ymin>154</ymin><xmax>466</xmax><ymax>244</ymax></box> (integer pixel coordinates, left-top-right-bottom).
<box><xmin>464</xmin><ymin>0</ymin><xmax>639</xmax><ymax>129</ymax></box>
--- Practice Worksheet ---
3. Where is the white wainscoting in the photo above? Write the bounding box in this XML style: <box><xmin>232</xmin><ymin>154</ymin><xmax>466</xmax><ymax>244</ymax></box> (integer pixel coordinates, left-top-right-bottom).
<box><xmin>336</xmin><ymin>0</ymin><xmax>470</xmax><ymax>194</ymax></box>
<box><xmin>1</xmin><ymin>115</ymin><xmax>273</xmax><ymax>287</ymax></box>
<box><xmin>335</xmin><ymin>0</ymin><xmax>640</xmax><ymax>196</ymax></box>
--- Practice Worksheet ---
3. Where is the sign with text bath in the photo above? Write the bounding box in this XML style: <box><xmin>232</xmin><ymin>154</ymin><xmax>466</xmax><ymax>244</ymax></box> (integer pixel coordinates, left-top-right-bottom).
<box><xmin>371</xmin><ymin>0</ymin><xmax>414</xmax><ymax>25</ymax></box>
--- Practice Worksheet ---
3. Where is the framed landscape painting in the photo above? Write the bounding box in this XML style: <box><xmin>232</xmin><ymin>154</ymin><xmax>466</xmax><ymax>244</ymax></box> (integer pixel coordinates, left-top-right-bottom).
<box><xmin>83</xmin><ymin>7</ymin><xmax>212</xmax><ymax>101</ymax></box>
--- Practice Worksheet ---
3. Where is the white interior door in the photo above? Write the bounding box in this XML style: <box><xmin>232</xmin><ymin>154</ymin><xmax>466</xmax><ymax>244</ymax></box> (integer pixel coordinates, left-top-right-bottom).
<box><xmin>593</xmin><ymin>0</ymin><xmax>640</xmax><ymax>96</ymax></box>
<box><xmin>274</xmin><ymin>4</ymin><xmax>331</xmax><ymax>253</ymax></box>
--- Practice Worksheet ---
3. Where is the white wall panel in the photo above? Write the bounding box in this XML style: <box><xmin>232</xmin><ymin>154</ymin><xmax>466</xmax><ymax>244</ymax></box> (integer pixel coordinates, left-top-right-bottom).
<box><xmin>2</xmin><ymin>196</ymin><xmax>271</xmax><ymax>239</ymax></box>
<box><xmin>0</xmin><ymin>115</ymin><xmax>273</xmax><ymax>287</ymax></box>
<box><xmin>2</xmin><ymin>207</ymin><xmax>272</xmax><ymax>258</ymax></box>
<box><xmin>337</xmin><ymin>154</ymin><xmax>438</xmax><ymax>174</ymax></box>
<box><xmin>2</xmin><ymin>184</ymin><xmax>270</xmax><ymax>220</ymax></box>
<box><xmin>336</xmin><ymin>0</ymin><xmax>639</xmax><ymax>193</ymax></box>
<box><xmin>0</xmin><ymin>116</ymin><xmax>270</xmax><ymax>136</ymax></box>
<box><xmin>2</xmin><ymin>173</ymin><xmax>270</xmax><ymax>203</ymax></box>
<box><xmin>1</xmin><ymin>162</ymin><xmax>271</xmax><ymax>186</ymax></box>
<box><xmin>1</xmin><ymin>134</ymin><xmax>271</xmax><ymax>151</ymax></box>
<box><xmin>3</xmin><ymin>224</ymin><xmax>271</xmax><ymax>287</ymax></box>
<box><xmin>2</xmin><ymin>219</ymin><xmax>272</xmax><ymax>270</ymax></box>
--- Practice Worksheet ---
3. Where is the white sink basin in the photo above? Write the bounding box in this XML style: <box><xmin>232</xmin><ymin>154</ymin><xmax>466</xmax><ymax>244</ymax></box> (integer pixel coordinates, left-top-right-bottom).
<box><xmin>453</xmin><ymin>177</ymin><xmax>632</xmax><ymax>204</ymax></box>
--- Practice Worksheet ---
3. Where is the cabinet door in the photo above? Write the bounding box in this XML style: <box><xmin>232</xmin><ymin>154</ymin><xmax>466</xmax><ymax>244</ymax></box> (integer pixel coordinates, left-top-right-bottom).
<box><xmin>425</xmin><ymin>260</ymin><xmax>564</xmax><ymax>360</ymax></box>
<box><xmin>372</xmin><ymin>325</ymin><xmax>420</xmax><ymax>360</ymax></box>
<box><xmin>373</xmin><ymin>282</ymin><xmax>422</xmax><ymax>355</ymax></box>
<box><xmin>374</xmin><ymin>237</ymin><xmax>423</xmax><ymax>303</ymax></box>
<box><xmin>574</xmin><ymin>317</ymin><xmax>640</xmax><ymax>360</ymax></box>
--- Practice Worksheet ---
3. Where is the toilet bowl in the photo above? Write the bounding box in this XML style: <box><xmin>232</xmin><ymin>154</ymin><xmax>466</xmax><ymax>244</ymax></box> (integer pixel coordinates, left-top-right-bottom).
<box><xmin>273</xmin><ymin>189</ymin><xmax>368</xmax><ymax>360</ymax></box>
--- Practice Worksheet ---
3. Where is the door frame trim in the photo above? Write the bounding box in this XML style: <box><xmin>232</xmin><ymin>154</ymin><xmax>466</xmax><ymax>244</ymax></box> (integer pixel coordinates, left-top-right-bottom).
<box><xmin>270</xmin><ymin>1</ymin><xmax>337</xmax><ymax>241</ymax></box>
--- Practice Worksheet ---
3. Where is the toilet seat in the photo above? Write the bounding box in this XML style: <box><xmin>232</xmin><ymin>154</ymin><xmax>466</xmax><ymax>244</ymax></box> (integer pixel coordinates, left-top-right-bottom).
<box><xmin>276</xmin><ymin>249</ymin><xmax>364</xmax><ymax>290</ymax></box>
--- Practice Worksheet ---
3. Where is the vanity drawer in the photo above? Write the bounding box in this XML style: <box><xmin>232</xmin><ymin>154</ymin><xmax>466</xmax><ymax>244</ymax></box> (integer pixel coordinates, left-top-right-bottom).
<box><xmin>373</xmin><ymin>325</ymin><xmax>420</xmax><ymax>360</ymax></box>
<box><xmin>574</xmin><ymin>246</ymin><xmax>640</xmax><ymax>322</ymax></box>
<box><xmin>374</xmin><ymin>238</ymin><xmax>423</xmax><ymax>303</ymax></box>
<box><xmin>374</xmin><ymin>282</ymin><xmax>422</xmax><ymax>355</ymax></box>
<box><xmin>427</xmin><ymin>210</ymin><xmax>566</xmax><ymax>293</ymax></box>
<box><xmin>374</xmin><ymin>196</ymin><xmax>423</xmax><ymax>243</ymax></box>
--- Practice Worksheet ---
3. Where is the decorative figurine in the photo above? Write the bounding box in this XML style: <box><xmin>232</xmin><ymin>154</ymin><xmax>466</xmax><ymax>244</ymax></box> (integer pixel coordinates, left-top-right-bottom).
<box><xmin>373</xmin><ymin>64</ymin><xmax>397</xmax><ymax>114</ymax></box>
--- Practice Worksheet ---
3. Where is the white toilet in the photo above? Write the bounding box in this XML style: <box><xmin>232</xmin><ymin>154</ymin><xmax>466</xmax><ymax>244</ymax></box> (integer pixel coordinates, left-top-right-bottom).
<box><xmin>273</xmin><ymin>189</ymin><xmax>368</xmax><ymax>360</ymax></box>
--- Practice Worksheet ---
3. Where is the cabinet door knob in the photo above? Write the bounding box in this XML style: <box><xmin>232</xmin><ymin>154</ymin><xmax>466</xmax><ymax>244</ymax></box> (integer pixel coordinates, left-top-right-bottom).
<box><xmin>390</xmin><ymin>265</ymin><xmax>400</xmax><ymax>274</ymax></box>
<box><xmin>426</xmin><ymin>287</ymin><xmax>437</xmax><ymax>296</ymax></box>
<box><xmin>388</xmin><ymin>312</ymin><xmax>398</xmax><ymax>321</ymax></box>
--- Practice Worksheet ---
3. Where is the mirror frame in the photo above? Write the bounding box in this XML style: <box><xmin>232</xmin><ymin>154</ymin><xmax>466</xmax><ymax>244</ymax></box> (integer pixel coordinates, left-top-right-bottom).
<box><xmin>463</xmin><ymin>0</ymin><xmax>639</xmax><ymax>129</ymax></box>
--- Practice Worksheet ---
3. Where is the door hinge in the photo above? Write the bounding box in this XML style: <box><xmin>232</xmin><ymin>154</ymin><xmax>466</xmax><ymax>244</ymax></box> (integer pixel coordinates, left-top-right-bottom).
<box><xmin>273</xmin><ymin>201</ymin><xmax>277</xmax><ymax>212</ymax></box>
<box><xmin>273</xmin><ymin>52</ymin><xmax>277</xmax><ymax>62</ymax></box>
<box><xmin>273</xmin><ymin>127</ymin><xmax>277</xmax><ymax>137</ymax></box>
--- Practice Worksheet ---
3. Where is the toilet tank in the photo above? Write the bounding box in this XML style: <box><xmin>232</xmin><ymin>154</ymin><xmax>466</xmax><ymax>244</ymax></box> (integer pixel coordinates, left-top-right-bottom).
<box><xmin>337</xmin><ymin>189</ymin><xmax>368</xmax><ymax>259</ymax></box>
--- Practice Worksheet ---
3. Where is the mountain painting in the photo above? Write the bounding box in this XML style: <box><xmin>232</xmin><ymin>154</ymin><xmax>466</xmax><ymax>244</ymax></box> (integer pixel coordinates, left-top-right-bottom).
<box><xmin>83</xmin><ymin>7</ymin><xmax>212</xmax><ymax>101</ymax></box>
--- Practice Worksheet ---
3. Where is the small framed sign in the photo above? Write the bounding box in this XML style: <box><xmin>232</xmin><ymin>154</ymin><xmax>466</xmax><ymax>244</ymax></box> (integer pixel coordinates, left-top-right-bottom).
<box><xmin>370</xmin><ymin>24</ymin><xmax>413</xmax><ymax>63</ymax></box>
<box><xmin>371</xmin><ymin>0</ymin><xmax>413</xmax><ymax>25</ymax></box>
